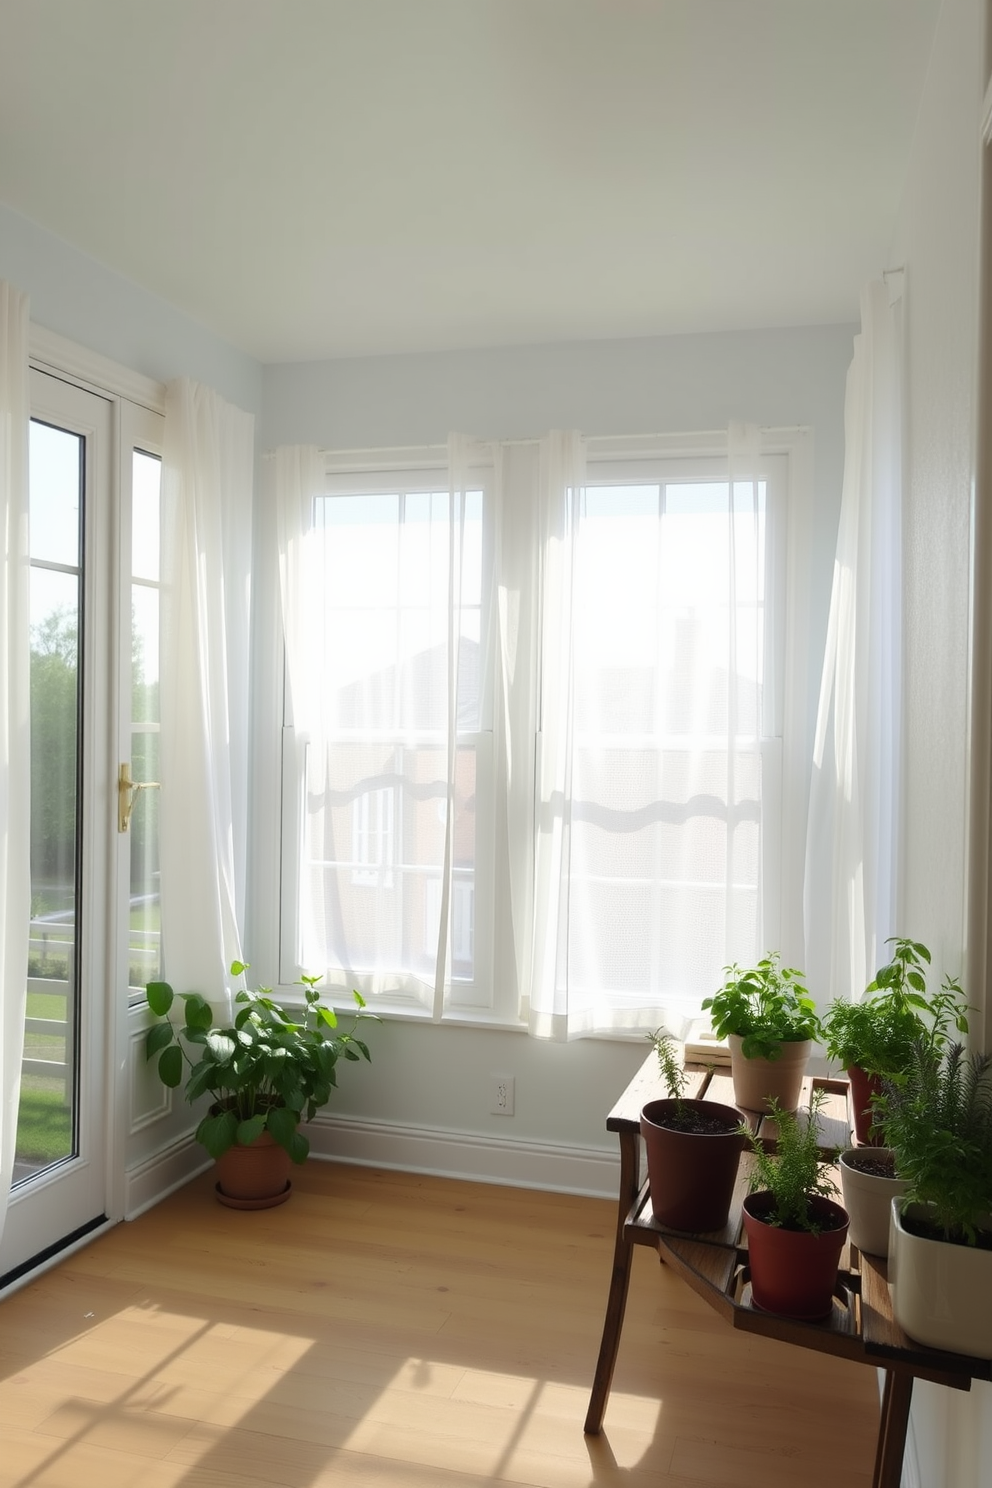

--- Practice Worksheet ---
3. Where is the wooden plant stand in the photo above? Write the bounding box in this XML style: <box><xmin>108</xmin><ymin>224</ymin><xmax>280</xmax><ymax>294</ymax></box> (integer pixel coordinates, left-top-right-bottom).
<box><xmin>584</xmin><ymin>1055</ymin><xmax>992</xmax><ymax>1488</ymax></box>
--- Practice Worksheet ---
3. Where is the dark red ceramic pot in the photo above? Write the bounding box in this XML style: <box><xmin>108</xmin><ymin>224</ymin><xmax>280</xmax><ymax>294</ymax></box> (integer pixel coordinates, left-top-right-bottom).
<box><xmin>742</xmin><ymin>1191</ymin><xmax>849</xmax><ymax>1320</ymax></box>
<box><xmin>847</xmin><ymin>1065</ymin><xmax>886</xmax><ymax>1146</ymax></box>
<box><xmin>640</xmin><ymin>1098</ymin><xmax>746</xmax><ymax>1233</ymax></box>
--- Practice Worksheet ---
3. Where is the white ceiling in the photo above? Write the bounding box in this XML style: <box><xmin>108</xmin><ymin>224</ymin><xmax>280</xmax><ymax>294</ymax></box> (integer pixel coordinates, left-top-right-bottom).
<box><xmin>0</xmin><ymin>0</ymin><xmax>939</xmax><ymax>364</ymax></box>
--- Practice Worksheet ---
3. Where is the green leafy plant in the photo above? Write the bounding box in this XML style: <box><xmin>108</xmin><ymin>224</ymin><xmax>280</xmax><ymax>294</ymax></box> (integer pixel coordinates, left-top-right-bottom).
<box><xmin>145</xmin><ymin>960</ymin><xmax>377</xmax><ymax>1163</ymax></box>
<box><xmin>701</xmin><ymin>954</ymin><xmax>820</xmax><ymax>1060</ymax></box>
<box><xmin>822</xmin><ymin>938</ymin><xmax>969</xmax><ymax>1076</ymax></box>
<box><xmin>874</xmin><ymin>1041</ymin><xmax>992</xmax><ymax>1245</ymax></box>
<box><xmin>741</xmin><ymin>1087</ymin><xmax>839</xmax><ymax>1232</ymax></box>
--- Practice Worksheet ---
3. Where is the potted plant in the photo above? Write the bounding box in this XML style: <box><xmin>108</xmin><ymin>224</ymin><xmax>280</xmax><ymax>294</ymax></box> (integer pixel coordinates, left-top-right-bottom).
<box><xmin>639</xmin><ymin>1032</ymin><xmax>747</xmax><ymax>1232</ymax></box>
<box><xmin>701</xmin><ymin>954</ymin><xmax>820</xmax><ymax>1113</ymax></box>
<box><xmin>145</xmin><ymin>960</ymin><xmax>376</xmax><ymax>1208</ymax></box>
<box><xmin>875</xmin><ymin>1040</ymin><xmax>992</xmax><ymax>1358</ymax></box>
<box><xmin>837</xmin><ymin>1146</ymin><xmax>909</xmax><ymax>1257</ymax></box>
<box><xmin>739</xmin><ymin>1088</ymin><xmax>849</xmax><ymax>1320</ymax></box>
<box><xmin>822</xmin><ymin>938</ymin><xmax>968</xmax><ymax>1144</ymax></box>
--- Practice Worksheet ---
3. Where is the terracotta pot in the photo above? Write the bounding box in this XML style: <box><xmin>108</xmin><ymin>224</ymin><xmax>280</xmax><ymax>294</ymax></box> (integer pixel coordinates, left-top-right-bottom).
<box><xmin>889</xmin><ymin>1200</ymin><xmax>992</xmax><ymax>1358</ymax></box>
<box><xmin>727</xmin><ymin>1035</ymin><xmax>811</xmax><ymax>1114</ymax></box>
<box><xmin>742</xmin><ymin>1191</ymin><xmax>849</xmax><ymax>1320</ymax></box>
<box><xmin>847</xmin><ymin>1065</ymin><xmax>885</xmax><ymax>1146</ymax></box>
<box><xmin>838</xmin><ymin>1148</ymin><xmax>909</xmax><ymax>1257</ymax></box>
<box><xmin>215</xmin><ymin>1129</ymin><xmax>293</xmax><ymax>1207</ymax></box>
<box><xmin>641</xmin><ymin>1099</ymin><xmax>746</xmax><ymax>1232</ymax></box>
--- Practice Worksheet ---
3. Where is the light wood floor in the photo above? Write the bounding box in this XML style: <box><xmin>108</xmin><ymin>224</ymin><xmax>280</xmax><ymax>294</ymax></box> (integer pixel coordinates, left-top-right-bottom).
<box><xmin>0</xmin><ymin>1162</ymin><xmax>879</xmax><ymax>1487</ymax></box>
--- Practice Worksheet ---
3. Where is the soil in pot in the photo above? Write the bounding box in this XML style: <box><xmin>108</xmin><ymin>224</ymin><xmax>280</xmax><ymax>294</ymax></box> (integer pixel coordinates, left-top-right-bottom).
<box><xmin>847</xmin><ymin>1065</ymin><xmax>885</xmax><ymax>1146</ymax></box>
<box><xmin>641</xmin><ymin>1098</ymin><xmax>746</xmax><ymax>1233</ymax></box>
<box><xmin>742</xmin><ymin>1191</ymin><xmax>849</xmax><ymax>1320</ymax></box>
<box><xmin>215</xmin><ymin>1130</ymin><xmax>293</xmax><ymax>1207</ymax></box>
<box><xmin>897</xmin><ymin>1206</ymin><xmax>992</xmax><ymax>1251</ymax></box>
<box><xmin>728</xmin><ymin>1035</ymin><xmax>810</xmax><ymax>1114</ymax></box>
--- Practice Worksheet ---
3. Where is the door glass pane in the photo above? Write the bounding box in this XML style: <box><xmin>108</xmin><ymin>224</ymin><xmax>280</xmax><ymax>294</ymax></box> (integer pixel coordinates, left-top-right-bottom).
<box><xmin>17</xmin><ymin>421</ymin><xmax>82</xmax><ymax>1182</ymax></box>
<box><xmin>129</xmin><ymin>449</ymin><xmax>161</xmax><ymax>992</ymax></box>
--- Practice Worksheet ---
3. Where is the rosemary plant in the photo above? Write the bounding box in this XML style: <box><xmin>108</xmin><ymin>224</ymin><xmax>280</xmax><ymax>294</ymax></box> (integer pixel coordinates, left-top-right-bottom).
<box><xmin>742</xmin><ymin>1087</ymin><xmax>839</xmax><ymax>1233</ymax></box>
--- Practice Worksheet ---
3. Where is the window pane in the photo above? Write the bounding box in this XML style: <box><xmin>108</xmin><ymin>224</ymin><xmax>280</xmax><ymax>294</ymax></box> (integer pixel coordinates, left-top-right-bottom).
<box><xmin>129</xmin><ymin>729</ymin><xmax>160</xmax><ymax>989</ymax></box>
<box><xmin>28</xmin><ymin>421</ymin><xmax>80</xmax><ymax>567</ymax></box>
<box><xmin>132</xmin><ymin>450</ymin><xmax>161</xmax><ymax>582</ymax></box>
<box><xmin>129</xmin><ymin>448</ymin><xmax>162</xmax><ymax>989</ymax></box>
<box><xmin>292</xmin><ymin>483</ymin><xmax>485</xmax><ymax>996</ymax></box>
<box><xmin>20</xmin><ymin>425</ymin><xmax>82</xmax><ymax>1179</ymax></box>
<box><xmin>562</xmin><ymin>477</ymin><xmax>767</xmax><ymax>1012</ymax></box>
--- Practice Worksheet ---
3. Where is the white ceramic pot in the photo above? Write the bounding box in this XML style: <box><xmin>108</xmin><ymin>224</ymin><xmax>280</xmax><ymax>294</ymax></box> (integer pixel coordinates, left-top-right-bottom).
<box><xmin>838</xmin><ymin>1149</ymin><xmax>909</xmax><ymax>1257</ymax></box>
<box><xmin>727</xmin><ymin>1034</ymin><xmax>810</xmax><ymax>1114</ymax></box>
<box><xmin>889</xmin><ymin>1200</ymin><xmax>992</xmax><ymax>1358</ymax></box>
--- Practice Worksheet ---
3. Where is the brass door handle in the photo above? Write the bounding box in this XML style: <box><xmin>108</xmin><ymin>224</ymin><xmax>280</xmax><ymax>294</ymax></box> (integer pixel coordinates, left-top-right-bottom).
<box><xmin>118</xmin><ymin>762</ymin><xmax>160</xmax><ymax>833</ymax></box>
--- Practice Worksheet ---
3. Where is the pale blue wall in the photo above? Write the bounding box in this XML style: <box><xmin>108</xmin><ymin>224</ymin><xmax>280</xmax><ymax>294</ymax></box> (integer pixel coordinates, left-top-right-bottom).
<box><xmin>0</xmin><ymin>201</ymin><xmax>262</xmax><ymax>413</ymax></box>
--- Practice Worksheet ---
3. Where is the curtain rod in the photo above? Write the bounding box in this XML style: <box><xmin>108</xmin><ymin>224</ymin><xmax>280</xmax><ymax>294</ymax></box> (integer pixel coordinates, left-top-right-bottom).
<box><xmin>260</xmin><ymin>426</ymin><xmax>804</xmax><ymax>462</ymax></box>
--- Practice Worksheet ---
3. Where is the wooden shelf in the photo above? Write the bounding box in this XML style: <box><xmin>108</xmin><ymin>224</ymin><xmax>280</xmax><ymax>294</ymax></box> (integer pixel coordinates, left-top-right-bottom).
<box><xmin>586</xmin><ymin>1049</ymin><xmax>992</xmax><ymax>1488</ymax></box>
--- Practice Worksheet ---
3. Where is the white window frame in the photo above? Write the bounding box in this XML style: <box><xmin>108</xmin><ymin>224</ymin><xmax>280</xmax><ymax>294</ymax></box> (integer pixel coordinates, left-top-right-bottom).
<box><xmin>269</xmin><ymin>429</ymin><xmax>812</xmax><ymax>1029</ymax></box>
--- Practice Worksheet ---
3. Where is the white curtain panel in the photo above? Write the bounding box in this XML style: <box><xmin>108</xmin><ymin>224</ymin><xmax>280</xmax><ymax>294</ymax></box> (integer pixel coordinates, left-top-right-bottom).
<box><xmin>0</xmin><ymin>281</ymin><xmax>31</xmax><ymax>1243</ymax></box>
<box><xmin>274</xmin><ymin>443</ymin><xmax>325</xmax><ymax>976</ymax></box>
<box><xmin>726</xmin><ymin>421</ymin><xmax>769</xmax><ymax>956</ymax></box>
<box><xmin>431</xmin><ymin>434</ymin><xmax>496</xmax><ymax>1016</ymax></box>
<box><xmin>526</xmin><ymin>426</ymin><xmax>768</xmax><ymax>1040</ymax></box>
<box><xmin>493</xmin><ymin>441</ymin><xmax>542</xmax><ymax>1020</ymax></box>
<box><xmin>160</xmin><ymin>379</ymin><xmax>253</xmax><ymax>1009</ymax></box>
<box><xmin>274</xmin><ymin>439</ymin><xmax>494</xmax><ymax>1012</ymax></box>
<box><xmin>275</xmin><ymin>444</ymin><xmax>324</xmax><ymax>741</ymax></box>
<box><xmin>526</xmin><ymin>429</ymin><xmax>586</xmax><ymax>1038</ymax></box>
<box><xmin>805</xmin><ymin>280</ymin><xmax>903</xmax><ymax>1006</ymax></box>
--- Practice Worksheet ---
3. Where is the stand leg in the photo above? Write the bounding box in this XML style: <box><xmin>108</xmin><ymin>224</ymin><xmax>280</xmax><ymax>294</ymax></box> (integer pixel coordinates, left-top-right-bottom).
<box><xmin>584</xmin><ymin>1132</ymin><xmax>640</xmax><ymax>1435</ymax></box>
<box><xmin>872</xmin><ymin>1371</ymin><xmax>913</xmax><ymax>1488</ymax></box>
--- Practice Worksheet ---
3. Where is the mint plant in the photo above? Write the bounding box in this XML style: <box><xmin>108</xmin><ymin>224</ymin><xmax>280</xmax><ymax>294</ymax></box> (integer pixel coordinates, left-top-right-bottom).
<box><xmin>702</xmin><ymin>954</ymin><xmax>820</xmax><ymax>1061</ymax></box>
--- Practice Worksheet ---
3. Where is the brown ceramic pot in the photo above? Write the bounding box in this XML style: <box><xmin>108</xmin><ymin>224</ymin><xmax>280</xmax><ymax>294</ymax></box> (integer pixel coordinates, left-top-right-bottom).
<box><xmin>215</xmin><ymin>1129</ymin><xmax>293</xmax><ymax>1207</ymax></box>
<box><xmin>727</xmin><ymin>1035</ymin><xmax>811</xmax><ymax>1114</ymax></box>
<box><xmin>640</xmin><ymin>1098</ymin><xmax>746</xmax><ymax>1232</ymax></box>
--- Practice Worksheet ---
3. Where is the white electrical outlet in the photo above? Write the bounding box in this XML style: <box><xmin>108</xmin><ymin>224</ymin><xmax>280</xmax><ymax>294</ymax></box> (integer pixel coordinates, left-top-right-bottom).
<box><xmin>490</xmin><ymin>1074</ymin><xmax>515</xmax><ymax>1115</ymax></box>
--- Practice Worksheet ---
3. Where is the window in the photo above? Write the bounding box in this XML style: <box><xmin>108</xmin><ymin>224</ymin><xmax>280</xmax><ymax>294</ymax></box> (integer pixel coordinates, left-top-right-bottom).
<box><xmin>280</xmin><ymin>461</ymin><xmax>494</xmax><ymax>1013</ymax></box>
<box><xmin>539</xmin><ymin>455</ymin><xmax>787</xmax><ymax>1031</ymax></box>
<box><xmin>276</xmin><ymin>435</ymin><xmax>805</xmax><ymax>1034</ymax></box>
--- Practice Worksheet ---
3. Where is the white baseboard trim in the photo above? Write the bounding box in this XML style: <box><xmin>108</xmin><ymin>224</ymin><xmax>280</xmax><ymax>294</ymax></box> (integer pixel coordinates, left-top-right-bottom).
<box><xmin>122</xmin><ymin>1117</ymin><xmax>623</xmax><ymax>1217</ymax></box>
<box><xmin>124</xmin><ymin>1134</ymin><xmax>211</xmax><ymax>1219</ymax></box>
<box><xmin>304</xmin><ymin>1112</ymin><xmax>622</xmax><ymax>1198</ymax></box>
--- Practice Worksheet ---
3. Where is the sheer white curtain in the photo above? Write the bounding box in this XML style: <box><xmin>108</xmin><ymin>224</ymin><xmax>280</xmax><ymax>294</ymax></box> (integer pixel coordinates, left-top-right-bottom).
<box><xmin>432</xmin><ymin>434</ymin><xmax>495</xmax><ymax>1015</ymax></box>
<box><xmin>274</xmin><ymin>437</ymin><xmax>492</xmax><ymax>1013</ymax></box>
<box><xmin>274</xmin><ymin>443</ymin><xmax>326</xmax><ymax>982</ymax></box>
<box><xmin>160</xmin><ymin>379</ymin><xmax>253</xmax><ymax>1008</ymax></box>
<box><xmin>0</xmin><ymin>281</ymin><xmax>31</xmax><ymax>1243</ymax></box>
<box><xmin>805</xmin><ymin>280</ymin><xmax>903</xmax><ymax>1006</ymax></box>
<box><xmin>526</xmin><ymin>431</ymin><xmax>586</xmax><ymax>1037</ymax></box>
<box><xmin>526</xmin><ymin>426</ymin><xmax>767</xmax><ymax>1039</ymax></box>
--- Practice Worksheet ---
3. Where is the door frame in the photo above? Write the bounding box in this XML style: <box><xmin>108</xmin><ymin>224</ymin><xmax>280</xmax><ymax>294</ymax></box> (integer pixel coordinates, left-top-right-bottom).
<box><xmin>1</xmin><ymin>333</ymin><xmax>168</xmax><ymax>1291</ymax></box>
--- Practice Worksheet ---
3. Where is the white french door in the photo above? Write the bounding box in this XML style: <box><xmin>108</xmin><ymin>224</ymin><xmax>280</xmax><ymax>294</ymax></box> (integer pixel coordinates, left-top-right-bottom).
<box><xmin>0</xmin><ymin>369</ymin><xmax>162</xmax><ymax>1281</ymax></box>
